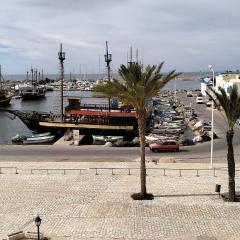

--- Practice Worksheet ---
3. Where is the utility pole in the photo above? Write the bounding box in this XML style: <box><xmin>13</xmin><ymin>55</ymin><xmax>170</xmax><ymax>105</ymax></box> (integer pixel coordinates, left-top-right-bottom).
<box><xmin>58</xmin><ymin>43</ymin><xmax>66</xmax><ymax>122</ymax></box>
<box><xmin>104</xmin><ymin>41</ymin><xmax>112</xmax><ymax>110</ymax></box>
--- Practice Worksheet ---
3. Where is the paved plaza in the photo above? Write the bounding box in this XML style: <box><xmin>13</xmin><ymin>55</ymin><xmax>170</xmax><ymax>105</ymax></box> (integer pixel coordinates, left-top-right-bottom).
<box><xmin>0</xmin><ymin>161</ymin><xmax>240</xmax><ymax>239</ymax></box>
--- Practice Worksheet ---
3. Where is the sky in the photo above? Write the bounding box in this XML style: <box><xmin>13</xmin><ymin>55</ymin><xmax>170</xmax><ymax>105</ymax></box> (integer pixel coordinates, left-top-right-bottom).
<box><xmin>0</xmin><ymin>0</ymin><xmax>240</xmax><ymax>74</ymax></box>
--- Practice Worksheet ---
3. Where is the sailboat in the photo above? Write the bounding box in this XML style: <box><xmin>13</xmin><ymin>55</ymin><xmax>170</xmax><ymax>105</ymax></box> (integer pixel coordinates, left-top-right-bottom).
<box><xmin>0</xmin><ymin>65</ymin><xmax>12</xmax><ymax>107</ymax></box>
<box><xmin>19</xmin><ymin>67</ymin><xmax>46</xmax><ymax>99</ymax></box>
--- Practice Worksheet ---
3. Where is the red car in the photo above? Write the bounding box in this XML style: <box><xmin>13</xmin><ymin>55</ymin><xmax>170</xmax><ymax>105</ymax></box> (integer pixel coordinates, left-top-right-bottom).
<box><xmin>149</xmin><ymin>141</ymin><xmax>179</xmax><ymax>152</ymax></box>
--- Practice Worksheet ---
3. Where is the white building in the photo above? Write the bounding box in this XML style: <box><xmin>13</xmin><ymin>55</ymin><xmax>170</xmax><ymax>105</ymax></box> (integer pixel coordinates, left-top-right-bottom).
<box><xmin>200</xmin><ymin>77</ymin><xmax>212</xmax><ymax>96</ymax></box>
<box><xmin>215</xmin><ymin>73</ymin><xmax>240</xmax><ymax>96</ymax></box>
<box><xmin>200</xmin><ymin>73</ymin><xmax>240</xmax><ymax>97</ymax></box>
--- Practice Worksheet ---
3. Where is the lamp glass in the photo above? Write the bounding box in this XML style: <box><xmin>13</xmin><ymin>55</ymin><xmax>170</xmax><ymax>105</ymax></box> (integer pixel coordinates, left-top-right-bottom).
<box><xmin>35</xmin><ymin>216</ymin><xmax>42</xmax><ymax>227</ymax></box>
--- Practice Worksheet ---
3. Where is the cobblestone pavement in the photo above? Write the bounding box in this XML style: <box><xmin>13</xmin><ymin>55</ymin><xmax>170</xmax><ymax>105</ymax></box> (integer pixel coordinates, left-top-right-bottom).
<box><xmin>1</xmin><ymin>162</ymin><xmax>240</xmax><ymax>240</ymax></box>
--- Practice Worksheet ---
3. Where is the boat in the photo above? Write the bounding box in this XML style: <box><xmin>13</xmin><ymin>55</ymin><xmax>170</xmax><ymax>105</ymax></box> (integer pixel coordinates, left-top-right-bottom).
<box><xmin>12</xmin><ymin>133</ymin><xmax>54</xmax><ymax>144</ymax></box>
<box><xmin>0</xmin><ymin>65</ymin><xmax>12</xmax><ymax>107</ymax></box>
<box><xmin>19</xmin><ymin>68</ymin><xmax>46</xmax><ymax>99</ymax></box>
<box><xmin>0</xmin><ymin>44</ymin><xmax>151</xmax><ymax>140</ymax></box>
<box><xmin>19</xmin><ymin>83</ymin><xmax>46</xmax><ymax>99</ymax></box>
<box><xmin>3</xmin><ymin>97</ymin><xmax>141</xmax><ymax>138</ymax></box>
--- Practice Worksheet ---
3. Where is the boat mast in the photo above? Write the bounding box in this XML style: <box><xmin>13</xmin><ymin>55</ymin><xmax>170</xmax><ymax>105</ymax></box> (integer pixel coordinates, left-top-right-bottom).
<box><xmin>128</xmin><ymin>46</ymin><xmax>134</xmax><ymax>66</ymax></box>
<box><xmin>41</xmin><ymin>69</ymin><xmax>44</xmax><ymax>81</ymax></box>
<box><xmin>104</xmin><ymin>41</ymin><xmax>112</xmax><ymax>110</ymax></box>
<box><xmin>31</xmin><ymin>66</ymin><xmax>33</xmax><ymax>85</ymax></box>
<box><xmin>0</xmin><ymin>64</ymin><xmax>3</xmax><ymax>91</ymax></box>
<box><xmin>58</xmin><ymin>43</ymin><xmax>66</xmax><ymax>121</ymax></box>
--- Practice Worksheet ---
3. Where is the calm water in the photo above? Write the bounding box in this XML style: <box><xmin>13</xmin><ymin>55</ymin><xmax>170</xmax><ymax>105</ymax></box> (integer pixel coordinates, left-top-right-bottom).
<box><xmin>0</xmin><ymin>79</ymin><xmax>201</xmax><ymax>144</ymax></box>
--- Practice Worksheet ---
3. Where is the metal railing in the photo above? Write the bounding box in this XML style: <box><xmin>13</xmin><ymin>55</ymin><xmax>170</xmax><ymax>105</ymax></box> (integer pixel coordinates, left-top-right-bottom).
<box><xmin>0</xmin><ymin>167</ymin><xmax>19</xmax><ymax>174</ymax></box>
<box><xmin>30</xmin><ymin>168</ymin><xmax>88</xmax><ymax>175</ymax></box>
<box><xmin>89</xmin><ymin>167</ymin><xmax>234</xmax><ymax>177</ymax></box>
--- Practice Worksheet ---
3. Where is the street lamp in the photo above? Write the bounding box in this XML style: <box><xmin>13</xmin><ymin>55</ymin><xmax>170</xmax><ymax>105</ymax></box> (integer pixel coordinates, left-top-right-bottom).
<box><xmin>35</xmin><ymin>215</ymin><xmax>42</xmax><ymax>240</ymax></box>
<box><xmin>208</xmin><ymin>65</ymin><xmax>215</xmax><ymax>169</ymax></box>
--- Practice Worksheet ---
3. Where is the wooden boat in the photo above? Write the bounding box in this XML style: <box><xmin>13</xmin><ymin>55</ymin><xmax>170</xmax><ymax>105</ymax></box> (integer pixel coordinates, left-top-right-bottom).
<box><xmin>0</xmin><ymin>65</ymin><xmax>12</xmax><ymax>106</ymax></box>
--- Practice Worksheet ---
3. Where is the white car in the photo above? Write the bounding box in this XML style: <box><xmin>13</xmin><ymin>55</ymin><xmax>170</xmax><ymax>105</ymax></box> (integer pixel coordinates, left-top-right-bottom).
<box><xmin>236</xmin><ymin>119</ymin><xmax>240</xmax><ymax>125</ymax></box>
<box><xmin>205</xmin><ymin>101</ymin><xmax>212</xmax><ymax>107</ymax></box>
<box><xmin>196</xmin><ymin>96</ymin><xmax>204</xmax><ymax>104</ymax></box>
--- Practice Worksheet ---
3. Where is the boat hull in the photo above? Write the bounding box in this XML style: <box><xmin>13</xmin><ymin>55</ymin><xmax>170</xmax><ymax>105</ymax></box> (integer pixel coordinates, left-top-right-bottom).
<box><xmin>2</xmin><ymin>109</ymin><xmax>139</xmax><ymax>137</ymax></box>
<box><xmin>0</xmin><ymin>96</ymin><xmax>12</xmax><ymax>107</ymax></box>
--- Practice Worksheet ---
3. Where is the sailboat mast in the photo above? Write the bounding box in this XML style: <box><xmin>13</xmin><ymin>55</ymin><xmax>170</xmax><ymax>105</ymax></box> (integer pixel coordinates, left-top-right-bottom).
<box><xmin>0</xmin><ymin>64</ymin><xmax>2</xmax><ymax>91</ymax></box>
<box><xmin>104</xmin><ymin>41</ymin><xmax>112</xmax><ymax>110</ymax></box>
<box><xmin>58</xmin><ymin>43</ymin><xmax>66</xmax><ymax>121</ymax></box>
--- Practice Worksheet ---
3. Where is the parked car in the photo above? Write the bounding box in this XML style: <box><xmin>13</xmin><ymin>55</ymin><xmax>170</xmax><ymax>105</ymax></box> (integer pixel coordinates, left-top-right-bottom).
<box><xmin>236</xmin><ymin>118</ymin><xmax>240</xmax><ymax>125</ymax></box>
<box><xmin>202</xmin><ymin>122</ymin><xmax>212</xmax><ymax>131</ymax></box>
<box><xmin>205</xmin><ymin>101</ymin><xmax>212</xmax><ymax>107</ymax></box>
<box><xmin>196</xmin><ymin>96</ymin><xmax>204</xmax><ymax>104</ymax></box>
<box><xmin>149</xmin><ymin>141</ymin><xmax>179</xmax><ymax>152</ymax></box>
<box><xmin>187</xmin><ymin>91</ymin><xmax>193</xmax><ymax>97</ymax></box>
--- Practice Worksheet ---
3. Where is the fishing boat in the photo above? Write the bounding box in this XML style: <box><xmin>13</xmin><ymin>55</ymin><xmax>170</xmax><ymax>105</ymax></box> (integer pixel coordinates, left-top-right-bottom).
<box><xmin>0</xmin><ymin>65</ymin><xmax>12</xmax><ymax>107</ymax></box>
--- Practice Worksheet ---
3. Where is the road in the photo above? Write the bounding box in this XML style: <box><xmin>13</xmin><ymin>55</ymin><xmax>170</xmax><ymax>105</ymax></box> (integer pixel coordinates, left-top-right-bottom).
<box><xmin>0</xmin><ymin>92</ymin><xmax>240</xmax><ymax>163</ymax></box>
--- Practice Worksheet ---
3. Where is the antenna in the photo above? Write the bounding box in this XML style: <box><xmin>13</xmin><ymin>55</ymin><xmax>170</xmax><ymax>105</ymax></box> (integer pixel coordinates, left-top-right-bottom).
<box><xmin>58</xmin><ymin>43</ymin><xmax>66</xmax><ymax>121</ymax></box>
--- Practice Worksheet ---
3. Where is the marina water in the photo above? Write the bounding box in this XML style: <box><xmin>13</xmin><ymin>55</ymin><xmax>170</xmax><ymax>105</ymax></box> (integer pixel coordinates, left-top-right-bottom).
<box><xmin>0</xmin><ymin>78</ymin><xmax>201</xmax><ymax>144</ymax></box>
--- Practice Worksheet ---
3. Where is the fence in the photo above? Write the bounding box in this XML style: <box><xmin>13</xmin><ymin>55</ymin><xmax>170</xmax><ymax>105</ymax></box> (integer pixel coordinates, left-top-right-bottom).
<box><xmin>89</xmin><ymin>167</ymin><xmax>234</xmax><ymax>177</ymax></box>
<box><xmin>30</xmin><ymin>168</ymin><xmax>87</xmax><ymax>175</ymax></box>
<box><xmin>0</xmin><ymin>167</ymin><xmax>18</xmax><ymax>174</ymax></box>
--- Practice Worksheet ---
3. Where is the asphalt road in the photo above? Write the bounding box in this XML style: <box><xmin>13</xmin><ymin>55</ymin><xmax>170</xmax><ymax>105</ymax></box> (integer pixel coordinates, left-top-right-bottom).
<box><xmin>0</xmin><ymin>92</ymin><xmax>239</xmax><ymax>163</ymax></box>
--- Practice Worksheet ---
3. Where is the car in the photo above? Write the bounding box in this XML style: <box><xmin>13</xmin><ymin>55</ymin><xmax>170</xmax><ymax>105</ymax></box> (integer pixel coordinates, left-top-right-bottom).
<box><xmin>196</xmin><ymin>96</ymin><xmax>204</xmax><ymax>104</ymax></box>
<box><xmin>202</xmin><ymin>122</ymin><xmax>212</xmax><ymax>131</ymax></box>
<box><xmin>205</xmin><ymin>101</ymin><xmax>212</xmax><ymax>107</ymax></box>
<box><xmin>187</xmin><ymin>91</ymin><xmax>193</xmax><ymax>97</ymax></box>
<box><xmin>236</xmin><ymin>119</ymin><xmax>240</xmax><ymax>125</ymax></box>
<box><xmin>149</xmin><ymin>141</ymin><xmax>179</xmax><ymax>152</ymax></box>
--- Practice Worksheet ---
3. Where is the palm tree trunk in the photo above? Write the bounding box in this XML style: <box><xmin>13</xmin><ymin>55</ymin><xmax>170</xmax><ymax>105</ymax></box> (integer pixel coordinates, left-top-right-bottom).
<box><xmin>226</xmin><ymin>129</ymin><xmax>235</xmax><ymax>202</ymax></box>
<box><xmin>137</xmin><ymin>110</ymin><xmax>147</xmax><ymax>196</ymax></box>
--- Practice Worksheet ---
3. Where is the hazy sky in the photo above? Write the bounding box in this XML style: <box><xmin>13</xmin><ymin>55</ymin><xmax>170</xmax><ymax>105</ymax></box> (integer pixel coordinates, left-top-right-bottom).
<box><xmin>0</xmin><ymin>0</ymin><xmax>240</xmax><ymax>74</ymax></box>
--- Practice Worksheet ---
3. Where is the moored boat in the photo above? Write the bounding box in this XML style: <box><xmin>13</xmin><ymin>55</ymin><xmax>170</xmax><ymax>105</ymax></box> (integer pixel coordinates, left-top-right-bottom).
<box><xmin>12</xmin><ymin>133</ymin><xmax>54</xmax><ymax>144</ymax></box>
<box><xmin>0</xmin><ymin>64</ymin><xmax>12</xmax><ymax>107</ymax></box>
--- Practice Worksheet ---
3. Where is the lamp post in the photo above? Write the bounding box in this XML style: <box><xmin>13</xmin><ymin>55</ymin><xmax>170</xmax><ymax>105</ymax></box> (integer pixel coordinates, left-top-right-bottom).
<box><xmin>208</xmin><ymin>65</ymin><xmax>215</xmax><ymax>169</ymax></box>
<box><xmin>35</xmin><ymin>215</ymin><xmax>42</xmax><ymax>240</ymax></box>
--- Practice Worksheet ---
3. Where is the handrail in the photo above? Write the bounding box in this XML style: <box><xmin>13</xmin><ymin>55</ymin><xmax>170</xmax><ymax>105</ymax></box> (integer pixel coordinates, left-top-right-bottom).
<box><xmin>30</xmin><ymin>168</ymin><xmax>88</xmax><ymax>175</ymax></box>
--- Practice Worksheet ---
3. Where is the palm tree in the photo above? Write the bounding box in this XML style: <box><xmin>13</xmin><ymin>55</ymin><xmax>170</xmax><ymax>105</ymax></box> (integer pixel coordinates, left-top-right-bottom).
<box><xmin>208</xmin><ymin>84</ymin><xmax>240</xmax><ymax>202</ymax></box>
<box><xmin>93</xmin><ymin>62</ymin><xmax>180</xmax><ymax>200</ymax></box>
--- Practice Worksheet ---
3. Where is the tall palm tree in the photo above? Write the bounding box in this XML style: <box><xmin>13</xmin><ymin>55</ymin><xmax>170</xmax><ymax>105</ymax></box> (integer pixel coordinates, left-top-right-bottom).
<box><xmin>208</xmin><ymin>84</ymin><xmax>240</xmax><ymax>202</ymax></box>
<box><xmin>93</xmin><ymin>63</ymin><xmax>180</xmax><ymax>200</ymax></box>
